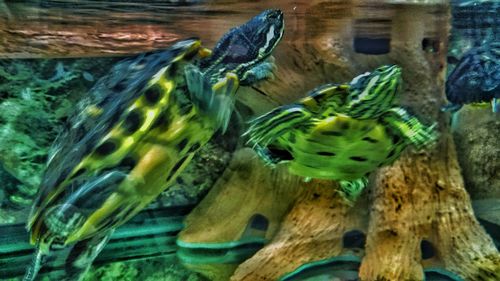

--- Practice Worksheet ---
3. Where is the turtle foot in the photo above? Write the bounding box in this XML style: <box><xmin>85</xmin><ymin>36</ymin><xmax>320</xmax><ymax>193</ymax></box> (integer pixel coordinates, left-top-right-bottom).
<box><xmin>253</xmin><ymin>145</ymin><xmax>281</xmax><ymax>167</ymax></box>
<box><xmin>408</xmin><ymin>122</ymin><xmax>439</xmax><ymax>150</ymax></box>
<box><xmin>339</xmin><ymin>178</ymin><xmax>368</xmax><ymax>204</ymax></box>
<box><xmin>240</xmin><ymin>56</ymin><xmax>277</xmax><ymax>86</ymax></box>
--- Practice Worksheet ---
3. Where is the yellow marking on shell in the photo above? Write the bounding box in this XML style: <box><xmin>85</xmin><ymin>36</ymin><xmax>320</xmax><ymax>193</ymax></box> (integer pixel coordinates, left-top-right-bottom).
<box><xmin>86</xmin><ymin>105</ymin><xmax>103</xmax><ymax>117</ymax></box>
<box><xmin>198</xmin><ymin>47</ymin><xmax>212</xmax><ymax>58</ymax></box>
<box><xmin>29</xmin><ymin>42</ymin><xmax>207</xmax><ymax>247</ymax></box>
<box><xmin>140</xmin><ymin>109</ymin><xmax>158</xmax><ymax>132</ymax></box>
<box><xmin>285</xmin><ymin>116</ymin><xmax>394</xmax><ymax>180</ymax></box>
<box><xmin>301</xmin><ymin>96</ymin><xmax>318</xmax><ymax>108</ymax></box>
<box><xmin>75</xmin><ymin>66</ymin><xmax>177</xmax><ymax>173</ymax></box>
<box><xmin>66</xmin><ymin>192</ymin><xmax>125</xmax><ymax>243</ymax></box>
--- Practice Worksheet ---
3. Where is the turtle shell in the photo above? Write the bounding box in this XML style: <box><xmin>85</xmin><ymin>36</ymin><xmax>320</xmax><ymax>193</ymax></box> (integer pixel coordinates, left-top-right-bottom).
<box><xmin>27</xmin><ymin>38</ymin><xmax>207</xmax><ymax>248</ymax></box>
<box><xmin>446</xmin><ymin>42</ymin><xmax>500</xmax><ymax>106</ymax></box>
<box><xmin>272</xmin><ymin>113</ymin><xmax>406</xmax><ymax>181</ymax></box>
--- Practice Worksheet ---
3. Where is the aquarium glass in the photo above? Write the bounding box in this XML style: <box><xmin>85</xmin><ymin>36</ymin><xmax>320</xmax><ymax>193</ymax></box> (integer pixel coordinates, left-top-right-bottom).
<box><xmin>0</xmin><ymin>1</ymin><xmax>498</xmax><ymax>281</ymax></box>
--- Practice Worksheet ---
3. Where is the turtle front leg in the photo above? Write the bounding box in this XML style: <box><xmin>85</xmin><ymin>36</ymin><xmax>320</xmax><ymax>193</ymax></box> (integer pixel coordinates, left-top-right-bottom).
<box><xmin>244</xmin><ymin>104</ymin><xmax>312</xmax><ymax>148</ymax></box>
<box><xmin>185</xmin><ymin>65</ymin><xmax>240</xmax><ymax>132</ymax></box>
<box><xmin>240</xmin><ymin>56</ymin><xmax>277</xmax><ymax>86</ymax></box>
<box><xmin>381</xmin><ymin>108</ymin><xmax>438</xmax><ymax>150</ymax></box>
<box><xmin>253</xmin><ymin>144</ymin><xmax>283</xmax><ymax>167</ymax></box>
<box><xmin>338</xmin><ymin>177</ymin><xmax>368</xmax><ymax>204</ymax></box>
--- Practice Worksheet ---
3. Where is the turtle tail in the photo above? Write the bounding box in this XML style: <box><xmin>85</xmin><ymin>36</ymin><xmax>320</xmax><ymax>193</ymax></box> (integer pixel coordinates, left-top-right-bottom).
<box><xmin>23</xmin><ymin>247</ymin><xmax>46</xmax><ymax>281</ymax></box>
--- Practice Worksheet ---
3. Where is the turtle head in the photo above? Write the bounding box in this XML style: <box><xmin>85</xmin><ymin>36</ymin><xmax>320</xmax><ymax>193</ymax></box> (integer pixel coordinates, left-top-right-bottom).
<box><xmin>346</xmin><ymin>65</ymin><xmax>402</xmax><ymax>119</ymax></box>
<box><xmin>200</xmin><ymin>9</ymin><xmax>284</xmax><ymax>83</ymax></box>
<box><xmin>237</xmin><ymin>9</ymin><xmax>284</xmax><ymax>61</ymax></box>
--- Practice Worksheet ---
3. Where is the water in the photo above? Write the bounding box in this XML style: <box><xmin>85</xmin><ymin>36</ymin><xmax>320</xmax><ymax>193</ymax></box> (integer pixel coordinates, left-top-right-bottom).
<box><xmin>0</xmin><ymin>1</ymin><xmax>498</xmax><ymax>281</ymax></box>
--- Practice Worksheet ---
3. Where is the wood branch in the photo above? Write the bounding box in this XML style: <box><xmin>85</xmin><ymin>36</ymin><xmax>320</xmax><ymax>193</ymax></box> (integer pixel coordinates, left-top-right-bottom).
<box><xmin>451</xmin><ymin>106</ymin><xmax>500</xmax><ymax>199</ymax></box>
<box><xmin>359</xmin><ymin>134</ymin><xmax>500</xmax><ymax>280</ymax></box>
<box><xmin>231</xmin><ymin>180</ymin><xmax>368</xmax><ymax>281</ymax></box>
<box><xmin>357</xmin><ymin>6</ymin><xmax>499</xmax><ymax>279</ymax></box>
<box><xmin>177</xmin><ymin>148</ymin><xmax>305</xmax><ymax>281</ymax></box>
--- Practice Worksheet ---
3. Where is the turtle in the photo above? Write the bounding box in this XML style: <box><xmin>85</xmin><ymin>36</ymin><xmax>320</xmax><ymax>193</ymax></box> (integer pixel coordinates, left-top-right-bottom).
<box><xmin>443</xmin><ymin>41</ymin><xmax>500</xmax><ymax>113</ymax></box>
<box><xmin>24</xmin><ymin>9</ymin><xmax>284</xmax><ymax>281</ymax></box>
<box><xmin>244</xmin><ymin>65</ymin><xmax>437</xmax><ymax>201</ymax></box>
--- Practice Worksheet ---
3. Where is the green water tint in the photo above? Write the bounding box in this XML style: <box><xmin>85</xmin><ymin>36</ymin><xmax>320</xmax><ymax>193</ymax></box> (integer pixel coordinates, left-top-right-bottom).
<box><xmin>278</xmin><ymin>255</ymin><xmax>361</xmax><ymax>281</ymax></box>
<box><xmin>278</xmin><ymin>256</ymin><xmax>464</xmax><ymax>281</ymax></box>
<box><xmin>177</xmin><ymin>213</ymin><xmax>269</xmax><ymax>264</ymax></box>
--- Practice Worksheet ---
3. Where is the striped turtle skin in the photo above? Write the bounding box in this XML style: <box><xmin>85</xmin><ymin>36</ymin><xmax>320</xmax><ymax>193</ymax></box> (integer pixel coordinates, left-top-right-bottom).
<box><xmin>25</xmin><ymin>9</ymin><xmax>284</xmax><ymax>281</ymax></box>
<box><xmin>245</xmin><ymin>65</ymin><xmax>437</xmax><ymax>201</ymax></box>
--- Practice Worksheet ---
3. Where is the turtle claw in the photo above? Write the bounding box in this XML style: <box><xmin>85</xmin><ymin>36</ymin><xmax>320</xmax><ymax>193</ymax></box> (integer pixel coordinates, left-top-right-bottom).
<box><xmin>382</xmin><ymin>108</ymin><xmax>438</xmax><ymax>150</ymax></box>
<box><xmin>240</xmin><ymin>56</ymin><xmax>277</xmax><ymax>86</ymax></box>
<box><xmin>411</xmin><ymin>122</ymin><xmax>439</xmax><ymax>150</ymax></box>
<box><xmin>253</xmin><ymin>145</ymin><xmax>280</xmax><ymax>167</ymax></box>
<box><xmin>338</xmin><ymin>178</ymin><xmax>368</xmax><ymax>204</ymax></box>
<box><xmin>492</xmin><ymin>98</ymin><xmax>499</xmax><ymax>113</ymax></box>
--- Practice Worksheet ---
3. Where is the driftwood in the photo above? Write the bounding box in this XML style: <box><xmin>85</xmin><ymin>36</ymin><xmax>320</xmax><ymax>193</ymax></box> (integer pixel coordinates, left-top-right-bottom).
<box><xmin>179</xmin><ymin>1</ymin><xmax>499</xmax><ymax>281</ymax></box>
<box><xmin>231</xmin><ymin>176</ymin><xmax>369</xmax><ymax>281</ymax></box>
<box><xmin>177</xmin><ymin>148</ymin><xmax>305</xmax><ymax>281</ymax></box>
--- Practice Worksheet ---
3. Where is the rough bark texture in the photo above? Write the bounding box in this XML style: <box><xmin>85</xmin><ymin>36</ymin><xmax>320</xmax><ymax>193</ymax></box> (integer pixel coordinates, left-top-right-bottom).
<box><xmin>180</xmin><ymin>149</ymin><xmax>303</xmax><ymax>244</ymax></box>
<box><xmin>178</xmin><ymin>148</ymin><xmax>305</xmax><ymax>281</ymax></box>
<box><xmin>452</xmin><ymin>107</ymin><xmax>500</xmax><ymax>200</ymax></box>
<box><xmin>231</xmin><ymin>182</ymin><xmax>368</xmax><ymax>281</ymax></box>
<box><xmin>228</xmin><ymin>1</ymin><xmax>499</xmax><ymax>281</ymax></box>
<box><xmin>360</xmin><ymin>134</ymin><xmax>500</xmax><ymax>281</ymax></box>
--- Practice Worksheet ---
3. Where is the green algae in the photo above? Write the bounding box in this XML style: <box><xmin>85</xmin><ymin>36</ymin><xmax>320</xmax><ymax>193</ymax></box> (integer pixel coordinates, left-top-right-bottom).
<box><xmin>0</xmin><ymin>58</ymin><xmax>115</xmax><ymax>214</ymax></box>
<box><xmin>82</xmin><ymin>257</ymin><xmax>207</xmax><ymax>281</ymax></box>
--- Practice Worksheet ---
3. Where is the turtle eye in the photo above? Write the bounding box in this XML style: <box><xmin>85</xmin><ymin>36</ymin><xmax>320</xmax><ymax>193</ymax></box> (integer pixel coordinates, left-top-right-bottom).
<box><xmin>268</xmin><ymin>11</ymin><xmax>280</xmax><ymax>20</ymax></box>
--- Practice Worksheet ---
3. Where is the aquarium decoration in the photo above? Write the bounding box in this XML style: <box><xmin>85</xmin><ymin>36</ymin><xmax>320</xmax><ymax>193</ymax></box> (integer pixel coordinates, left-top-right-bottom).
<box><xmin>177</xmin><ymin>148</ymin><xmax>304</xmax><ymax>280</ymax></box>
<box><xmin>0</xmin><ymin>205</ymin><xmax>190</xmax><ymax>279</ymax></box>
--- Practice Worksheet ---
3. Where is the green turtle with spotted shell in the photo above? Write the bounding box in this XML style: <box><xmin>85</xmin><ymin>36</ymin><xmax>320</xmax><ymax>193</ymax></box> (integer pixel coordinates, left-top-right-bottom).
<box><xmin>245</xmin><ymin>65</ymin><xmax>437</xmax><ymax>201</ymax></box>
<box><xmin>24</xmin><ymin>9</ymin><xmax>284</xmax><ymax>281</ymax></box>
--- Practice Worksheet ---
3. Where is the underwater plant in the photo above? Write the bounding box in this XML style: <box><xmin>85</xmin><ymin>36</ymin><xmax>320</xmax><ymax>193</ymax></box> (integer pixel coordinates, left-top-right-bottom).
<box><xmin>0</xmin><ymin>58</ymin><xmax>114</xmax><ymax>219</ymax></box>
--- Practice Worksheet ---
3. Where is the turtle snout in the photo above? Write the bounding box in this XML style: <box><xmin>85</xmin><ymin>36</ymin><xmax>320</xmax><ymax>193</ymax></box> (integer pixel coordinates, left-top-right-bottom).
<box><xmin>266</xmin><ymin>9</ymin><xmax>283</xmax><ymax>22</ymax></box>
